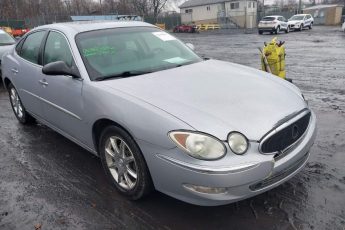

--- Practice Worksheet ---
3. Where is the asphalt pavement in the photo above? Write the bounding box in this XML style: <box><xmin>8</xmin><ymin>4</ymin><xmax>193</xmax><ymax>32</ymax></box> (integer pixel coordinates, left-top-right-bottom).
<box><xmin>0</xmin><ymin>26</ymin><xmax>344</xmax><ymax>230</ymax></box>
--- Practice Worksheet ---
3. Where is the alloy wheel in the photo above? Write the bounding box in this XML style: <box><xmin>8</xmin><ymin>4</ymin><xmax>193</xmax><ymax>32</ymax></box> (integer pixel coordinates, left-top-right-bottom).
<box><xmin>104</xmin><ymin>136</ymin><xmax>138</xmax><ymax>190</ymax></box>
<box><xmin>10</xmin><ymin>88</ymin><xmax>23</xmax><ymax>119</ymax></box>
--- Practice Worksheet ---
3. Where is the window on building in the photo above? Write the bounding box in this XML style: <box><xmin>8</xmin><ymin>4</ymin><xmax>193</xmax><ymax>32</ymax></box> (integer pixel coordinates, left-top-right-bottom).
<box><xmin>185</xmin><ymin>9</ymin><xmax>193</xmax><ymax>13</ymax></box>
<box><xmin>253</xmin><ymin>2</ymin><xmax>256</xmax><ymax>8</ymax></box>
<box><xmin>248</xmin><ymin>2</ymin><xmax>252</xmax><ymax>8</ymax></box>
<box><xmin>206</xmin><ymin>6</ymin><xmax>211</xmax><ymax>11</ymax></box>
<box><xmin>230</xmin><ymin>2</ymin><xmax>240</xmax><ymax>9</ymax></box>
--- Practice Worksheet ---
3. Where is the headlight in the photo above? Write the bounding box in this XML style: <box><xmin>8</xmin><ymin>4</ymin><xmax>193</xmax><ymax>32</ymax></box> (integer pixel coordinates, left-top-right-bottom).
<box><xmin>228</xmin><ymin>132</ymin><xmax>249</xmax><ymax>155</ymax></box>
<box><xmin>169</xmin><ymin>131</ymin><xmax>226</xmax><ymax>160</ymax></box>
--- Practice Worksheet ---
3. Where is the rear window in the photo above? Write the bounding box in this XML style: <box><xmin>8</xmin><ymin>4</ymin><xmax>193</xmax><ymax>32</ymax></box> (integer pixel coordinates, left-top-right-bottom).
<box><xmin>0</xmin><ymin>30</ymin><xmax>15</xmax><ymax>45</ymax></box>
<box><xmin>261</xmin><ymin>17</ymin><xmax>275</xmax><ymax>21</ymax></box>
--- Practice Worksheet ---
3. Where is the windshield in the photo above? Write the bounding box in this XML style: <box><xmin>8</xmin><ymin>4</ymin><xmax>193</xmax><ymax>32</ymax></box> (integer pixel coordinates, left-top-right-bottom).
<box><xmin>290</xmin><ymin>15</ymin><xmax>305</xmax><ymax>21</ymax></box>
<box><xmin>261</xmin><ymin>17</ymin><xmax>276</xmax><ymax>21</ymax></box>
<box><xmin>76</xmin><ymin>27</ymin><xmax>202</xmax><ymax>81</ymax></box>
<box><xmin>0</xmin><ymin>30</ymin><xmax>15</xmax><ymax>45</ymax></box>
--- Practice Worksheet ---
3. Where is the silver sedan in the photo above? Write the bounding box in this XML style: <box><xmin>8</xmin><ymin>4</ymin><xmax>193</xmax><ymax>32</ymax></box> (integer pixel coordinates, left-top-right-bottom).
<box><xmin>1</xmin><ymin>21</ymin><xmax>317</xmax><ymax>206</ymax></box>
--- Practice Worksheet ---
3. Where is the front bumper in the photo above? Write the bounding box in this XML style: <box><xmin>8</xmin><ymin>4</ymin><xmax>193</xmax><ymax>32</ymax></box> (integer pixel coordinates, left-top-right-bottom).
<box><xmin>289</xmin><ymin>24</ymin><xmax>301</xmax><ymax>30</ymax></box>
<box><xmin>139</xmin><ymin>111</ymin><xmax>317</xmax><ymax>206</ymax></box>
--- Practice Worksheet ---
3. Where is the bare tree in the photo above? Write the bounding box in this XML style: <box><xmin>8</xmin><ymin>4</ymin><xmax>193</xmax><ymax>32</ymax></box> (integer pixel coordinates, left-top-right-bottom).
<box><xmin>151</xmin><ymin>0</ymin><xmax>168</xmax><ymax>21</ymax></box>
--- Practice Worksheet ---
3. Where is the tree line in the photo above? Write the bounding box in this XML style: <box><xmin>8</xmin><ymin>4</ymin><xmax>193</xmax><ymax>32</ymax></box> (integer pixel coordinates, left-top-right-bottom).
<box><xmin>0</xmin><ymin>0</ymin><xmax>177</xmax><ymax>21</ymax></box>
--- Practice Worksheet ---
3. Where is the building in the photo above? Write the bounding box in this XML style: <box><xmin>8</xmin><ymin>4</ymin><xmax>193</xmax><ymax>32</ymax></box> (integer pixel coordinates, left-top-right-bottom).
<box><xmin>179</xmin><ymin>0</ymin><xmax>258</xmax><ymax>28</ymax></box>
<box><xmin>303</xmin><ymin>4</ymin><xmax>344</xmax><ymax>25</ymax></box>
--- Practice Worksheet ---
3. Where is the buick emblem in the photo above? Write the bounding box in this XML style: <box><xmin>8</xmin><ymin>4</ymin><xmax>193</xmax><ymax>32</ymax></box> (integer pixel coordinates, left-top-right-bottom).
<box><xmin>292</xmin><ymin>125</ymin><xmax>299</xmax><ymax>139</ymax></box>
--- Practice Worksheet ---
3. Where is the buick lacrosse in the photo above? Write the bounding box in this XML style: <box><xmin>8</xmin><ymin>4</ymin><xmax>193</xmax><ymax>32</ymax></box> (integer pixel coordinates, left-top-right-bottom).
<box><xmin>1</xmin><ymin>21</ymin><xmax>317</xmax><ymax>206</ymax></box>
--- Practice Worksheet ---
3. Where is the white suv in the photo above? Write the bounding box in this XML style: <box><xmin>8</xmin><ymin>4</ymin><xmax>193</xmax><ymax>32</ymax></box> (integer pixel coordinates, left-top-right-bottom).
<box><xmin>258</xmin><ymin>15</ymin><xmax>289</xmax><ymax>34</ymax></box>
<box><xmin>288</xmin><ymin>14</ymin><xmax>314</xmax><ymax>31</ymax></box>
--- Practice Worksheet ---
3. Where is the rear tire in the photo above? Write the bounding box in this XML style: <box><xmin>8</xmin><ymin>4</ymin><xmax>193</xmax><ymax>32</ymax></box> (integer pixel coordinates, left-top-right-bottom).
<box><xmin>99</xmin><ymin>125</ymin><xmax>153</xmax><ymax>200</ymax></box>
<box><xmin>8</xmin><ymin>83</ymin><xmax>35</xmax><ymax>124</ymax></box>
<box><xmin>275</xmin><ymin>26</ymin><xmax>280</xmax><ymax>34</ymax></box>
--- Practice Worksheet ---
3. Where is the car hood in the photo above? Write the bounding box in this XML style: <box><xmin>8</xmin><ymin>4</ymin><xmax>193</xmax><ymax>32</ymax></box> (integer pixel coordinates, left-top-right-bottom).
<box><xmin>288</xmin><ymin>20</ymin><xmax>302</xmax><ymax>24</ymax></box>
<box><xmin>100</xmin><ymin>60</ymin><xmax>307</xmax><ymax>141</ymax></box>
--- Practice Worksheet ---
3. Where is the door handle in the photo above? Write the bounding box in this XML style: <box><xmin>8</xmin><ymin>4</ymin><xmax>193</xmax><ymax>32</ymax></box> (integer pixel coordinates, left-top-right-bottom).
<box><xmin>39</xmin><ymin>80</ymin><xmax>48</xmax><ymax>86</ymax></box>
<box><xmin>11</xmin><ymin>68</ymin><xmax>19</xmax><ymax>74</ymax></box>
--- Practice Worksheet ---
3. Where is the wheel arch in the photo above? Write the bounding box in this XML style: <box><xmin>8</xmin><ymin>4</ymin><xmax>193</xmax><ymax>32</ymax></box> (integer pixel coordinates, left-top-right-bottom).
<box><xmin>3</xmin><ymin>77</ymin><xmax>11</xmax><ymax>90</ymax></box>
<box><xmin>92</xmin><ymin>118</ymin><xmax>137</xmax><ymax>155</ymax></box>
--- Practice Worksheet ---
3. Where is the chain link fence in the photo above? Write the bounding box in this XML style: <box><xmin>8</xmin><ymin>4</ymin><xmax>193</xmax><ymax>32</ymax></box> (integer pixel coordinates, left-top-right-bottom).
<box><xmin>0</xmin><ymin>14</ymin><xmax>181</xmax><ymax>30</ymax></box>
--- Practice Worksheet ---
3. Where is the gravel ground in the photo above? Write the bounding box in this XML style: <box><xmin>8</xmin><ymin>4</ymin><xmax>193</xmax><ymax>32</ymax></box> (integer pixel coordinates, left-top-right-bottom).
<box><xmin>0</xmin><ymin>26</ymin><xmax>344</xmax><ymax>230</ymax></box>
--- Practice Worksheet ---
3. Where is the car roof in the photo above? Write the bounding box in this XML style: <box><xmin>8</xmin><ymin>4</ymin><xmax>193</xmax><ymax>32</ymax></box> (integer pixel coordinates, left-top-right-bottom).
<box><xmin>33</xmin><ymin>21</ymin><xmax>156</xmax><ymax>35</ymax></box>
<box><xmin>264</xmin><ymin>15</ymin><xmax>282</xmax><ymax>18</ymax></box>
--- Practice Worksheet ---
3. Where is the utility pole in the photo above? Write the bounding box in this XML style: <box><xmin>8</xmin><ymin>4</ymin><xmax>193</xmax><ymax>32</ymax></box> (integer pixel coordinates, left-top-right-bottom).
<box><xmin>100</xmin><ymin>0</ymin><xmax>103</xmax><ymax>15</ymax></box>
<box><xmin>298</xmin><ymin>0</ymin><xmax>302</xmax><ymax>13</ymax></box>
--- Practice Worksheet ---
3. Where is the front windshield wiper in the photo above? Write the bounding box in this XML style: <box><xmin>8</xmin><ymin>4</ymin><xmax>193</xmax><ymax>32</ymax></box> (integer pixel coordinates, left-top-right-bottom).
<box><xmin>0</xmin><ymin>43</ymin><xmax>15</xmax><ymax>46</ymax></box>
<box><xmin>174</xmin><ymin>60</ymin><xmax>199</xmax><ymax>68</ymax></box>
<box><xmin>94</xmin><ymin>70</ymin><xmax>151</xmax><ymax>81</ymax></box>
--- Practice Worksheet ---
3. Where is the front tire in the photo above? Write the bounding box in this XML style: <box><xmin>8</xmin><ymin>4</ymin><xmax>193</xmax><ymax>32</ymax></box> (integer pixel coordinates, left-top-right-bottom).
<box><xmin>258</xmin><ymin>30</ymin><xmax>263</xmax><ymax>35</ymax></box>
<box><xmin>99</xmin><ymin>126</ymin><xmax>153</xmax><ymax>200</ymax></box>
<box><xmin>299</xmin><ymin>24</ymin><xmax>303</xmax><ymax>31</ymax></box>
<box><xmin>285</xmin><ymin>26</ymin><xmax>290</xmax><ymax>33</ymax></box>
<box><xmin>309</xmin><ymin>23</ymin><xmax>313</xmax><ymax>29</ymax></box>
<box><xmin>8</xmin><ymin>83</ymin><xmax>35</xmax><ymax>124</ymax></box>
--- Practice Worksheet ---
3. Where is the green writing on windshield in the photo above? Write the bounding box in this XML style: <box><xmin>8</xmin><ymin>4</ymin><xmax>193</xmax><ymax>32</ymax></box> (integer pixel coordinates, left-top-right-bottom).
<box><xmin>82</xmin><ymin>46</ymin><xmax>116</xmax><ymax>57</ymax></box>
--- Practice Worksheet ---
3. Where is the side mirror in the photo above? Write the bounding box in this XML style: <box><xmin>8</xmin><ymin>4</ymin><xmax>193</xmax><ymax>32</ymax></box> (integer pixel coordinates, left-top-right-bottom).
<box><xmin>42</xmin><ymin>61</ymin><xmax>81</xmax><ymax>79</ymax></box>
<box><xmin>186</xmin><ymin>43</ymin><xmax>195</xmax><ymax>51</ymax></box>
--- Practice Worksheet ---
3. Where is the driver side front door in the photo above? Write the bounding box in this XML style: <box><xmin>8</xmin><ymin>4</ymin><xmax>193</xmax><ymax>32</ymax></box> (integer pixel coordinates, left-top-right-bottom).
<box><xmin>38</xmin><ymin>31</ymin><xmax>88</xmax><ymax>144</ymax></box>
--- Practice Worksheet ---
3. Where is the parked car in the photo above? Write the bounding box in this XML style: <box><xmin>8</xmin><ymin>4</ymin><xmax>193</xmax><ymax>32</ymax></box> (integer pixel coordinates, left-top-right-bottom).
<box><xmin>12</xmin><ymin>28</ymin><xmax>30</xmax><ymax>38</ymax></box>
<box><xmin>1</xmin><ymin>21</ymin><xmax>317</xmax><ymax>206</ymax></box>
<box><xmin>258</xmin><ymin>16</ymin><xmax>290</xmax><ymax>34</ymax></box>
<box><xmin>342</xmin><ymin>21</ymin><xmax>345</xmax><ymax>32</ymax></box>
<box><xmin>173</xmin><ymin>24</ymin><xmax>198</xmax><ymax>33</ymax></box>
<box><xmin>0</xmin><ymin>29</ymin><xmax>16</xmax><ymax>74</ymax></box>
<box><xmin>288</xmin><ymin>14</ymin><xmax>314</xmax><ymax>31</ymax></box>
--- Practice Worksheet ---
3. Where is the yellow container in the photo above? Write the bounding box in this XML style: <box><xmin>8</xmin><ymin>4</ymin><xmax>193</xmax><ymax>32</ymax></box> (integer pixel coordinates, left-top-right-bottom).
<box><xmin>261</xmin><ymin>37</ymin><xmax>286</xmax><ymax>79</ymax></box>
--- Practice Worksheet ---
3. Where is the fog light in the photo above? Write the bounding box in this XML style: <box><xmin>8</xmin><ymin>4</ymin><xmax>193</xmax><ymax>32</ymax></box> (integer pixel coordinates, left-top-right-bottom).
<box><xmin>183</xmin><ymin>184</ymin><xmax>227</xmax><ymax>194</ymax></box>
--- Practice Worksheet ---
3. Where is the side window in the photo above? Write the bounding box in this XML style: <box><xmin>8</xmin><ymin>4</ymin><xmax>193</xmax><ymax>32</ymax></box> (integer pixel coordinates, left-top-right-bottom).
<box><xmin>20</xmin><ymin>31</ymin><xmax>46</xmax><ymax>64</ymax></box>
<box><xmin>15</xmin><ymin>38</ymin><xmax>25</xmax><ymax>53</ymax></box>
<box><xmin>43</xmin><ymin>31</ymin><xmax>73</xmax><ymax>67</ymax></box>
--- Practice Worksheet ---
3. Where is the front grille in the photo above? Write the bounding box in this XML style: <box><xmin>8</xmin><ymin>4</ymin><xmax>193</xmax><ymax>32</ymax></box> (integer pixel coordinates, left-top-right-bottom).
<box><xmin>260</xmin><ymin>111</ymin><xmax>311</xmax><ymax>153</ymax></box>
